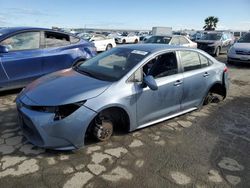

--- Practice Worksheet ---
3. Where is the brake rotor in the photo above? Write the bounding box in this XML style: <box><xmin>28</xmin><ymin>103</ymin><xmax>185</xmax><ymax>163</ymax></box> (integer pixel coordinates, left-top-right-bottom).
<box><xmin>94</xmin><ymin>119</ymin><xmax>113</xmax><ymax>141</ymax></box>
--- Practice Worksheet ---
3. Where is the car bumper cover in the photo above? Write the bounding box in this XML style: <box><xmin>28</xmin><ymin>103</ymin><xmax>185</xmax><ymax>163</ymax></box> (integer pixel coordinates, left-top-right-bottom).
<box><xmin>16</xmin><ymin>97</ymin><xmax>96</xmax><ymax>150</ymax></box>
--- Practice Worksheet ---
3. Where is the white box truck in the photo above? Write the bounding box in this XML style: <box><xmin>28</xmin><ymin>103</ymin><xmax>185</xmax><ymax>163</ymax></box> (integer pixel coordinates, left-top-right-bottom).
<box><xmin>152</xmin><ymin>27</ymin><xmax>172</xmax><ymax>36</ymax></box>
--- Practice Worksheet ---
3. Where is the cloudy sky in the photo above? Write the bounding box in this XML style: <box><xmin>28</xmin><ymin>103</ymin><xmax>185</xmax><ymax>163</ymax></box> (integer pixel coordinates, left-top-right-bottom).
<box><xmin>0</xmin><ymin>0</ymin><xmax>250</xmax><ymax>30</ymax></box>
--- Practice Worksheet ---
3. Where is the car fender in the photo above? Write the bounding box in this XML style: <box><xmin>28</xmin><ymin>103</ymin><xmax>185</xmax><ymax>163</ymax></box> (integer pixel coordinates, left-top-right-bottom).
<box><xmin>92</xmin><ymin>103</ymin><xmax>135</xmax><ymax>131</ymax></box>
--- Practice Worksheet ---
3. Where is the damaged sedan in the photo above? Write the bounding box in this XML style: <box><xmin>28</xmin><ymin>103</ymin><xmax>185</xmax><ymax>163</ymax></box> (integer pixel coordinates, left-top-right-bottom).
<box><xmin>16</xmin><ymin>44</ymin><xmax>229</xmax><ymax>150</ymax></box>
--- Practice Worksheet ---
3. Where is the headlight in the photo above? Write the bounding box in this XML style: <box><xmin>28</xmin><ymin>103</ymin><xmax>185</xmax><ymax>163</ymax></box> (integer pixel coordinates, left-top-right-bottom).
<box><xmin>30</xmin><ymin>100</ymin><xmax>86</xmax><ymax>121</ymax></box>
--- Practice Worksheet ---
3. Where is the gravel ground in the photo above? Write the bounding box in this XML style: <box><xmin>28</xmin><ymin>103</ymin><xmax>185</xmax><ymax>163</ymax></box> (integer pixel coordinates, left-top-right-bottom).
<box><xmin>0</xmin><ymin>54</ymin><xmax>249</xmax><ymax>188</ymax></box>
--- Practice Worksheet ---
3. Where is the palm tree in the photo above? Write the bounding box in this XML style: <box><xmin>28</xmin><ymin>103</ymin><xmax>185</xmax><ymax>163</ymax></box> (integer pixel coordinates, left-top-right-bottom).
<box><xmin>203</xmin><ymin>16</ymin><xmax>219</xmax><ymax>31</ymax></box>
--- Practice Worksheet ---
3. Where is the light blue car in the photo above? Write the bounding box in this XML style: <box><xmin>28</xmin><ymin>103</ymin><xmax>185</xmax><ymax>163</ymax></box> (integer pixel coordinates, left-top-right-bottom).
<box><xmin>16</xmin><ymin>44</ymin><xmax>229</xmax><ymax>150</ymax></box>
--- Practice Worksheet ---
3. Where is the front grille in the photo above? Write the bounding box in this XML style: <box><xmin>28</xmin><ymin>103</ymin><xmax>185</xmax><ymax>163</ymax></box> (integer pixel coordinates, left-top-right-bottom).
<box><xmin>235</xmin><ymin>50</ymin><xmax>250</xmax><ymax>55</ymax></box>
<box><xmin>197</xmin><ymin>43</ymin><xmax>207</xmax><ymax>49</ymax></box>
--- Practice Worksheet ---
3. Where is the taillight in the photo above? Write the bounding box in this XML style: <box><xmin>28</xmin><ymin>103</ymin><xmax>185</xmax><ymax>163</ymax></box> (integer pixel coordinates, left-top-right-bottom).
<box><xmin>224</xmin><ymin>67</ymin><xmax>228</xmax><ymax>73</ymax></box>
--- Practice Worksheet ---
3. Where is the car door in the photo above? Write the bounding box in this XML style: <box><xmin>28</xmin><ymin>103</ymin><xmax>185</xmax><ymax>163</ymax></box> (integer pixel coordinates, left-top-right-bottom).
<box><xmin>136</xmin><ymin>51</ymin><xmax>183</xmax><ymax>127</ymax></box>
<box><xmin>178</xmin><ymin>50</ymin><xmax>209</xmax><ymax>110</ymax></box>
<box><xmin>221</xmin><ymin>33</ymin><xmax>231</xmax><ymax>53</ymax></box>
<box><xmin>0</xmin><ymin>60</ymin><xmax>9</xmax><ymax>90</ymax></box>
<box><xmin>0</xmin><ymin>31</ymin><xmax>43</xmax><ymax>88</ymax></box>
<box><xmin>41</xmin><ymin>31</ymin><xmax>76</xmax><ymax>75</ymax></box>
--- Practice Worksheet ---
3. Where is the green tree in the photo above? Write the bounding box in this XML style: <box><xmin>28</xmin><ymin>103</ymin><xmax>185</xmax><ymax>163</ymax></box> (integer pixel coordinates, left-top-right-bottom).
<box><xmin>203</xmin><ymin>16</ymin><xmax>219</xmax><ymax>31</ymax></box>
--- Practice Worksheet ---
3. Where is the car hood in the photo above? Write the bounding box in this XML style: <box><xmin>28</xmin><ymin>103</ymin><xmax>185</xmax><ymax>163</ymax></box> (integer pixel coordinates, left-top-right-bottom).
<box><xmin>21</xmin><ymin>68</ymin><xmax>112</xmax><ymax>106</ymax></box>
<box><xmin>233</xmin><ymin>42</ymin><xmax>250</xmax><ymax>50</ymax></box>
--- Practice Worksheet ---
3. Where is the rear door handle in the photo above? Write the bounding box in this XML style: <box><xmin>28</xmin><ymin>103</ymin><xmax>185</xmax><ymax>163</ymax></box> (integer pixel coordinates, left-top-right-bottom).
<box><xmin>174</xmin><ymin>80</ymin><xmax>183</xmax><ymax>86</ymax></box>
<box><xmin>203</xmin><ymin>72</ymin><xmax>210</xmax><ymax>77</ymax></box>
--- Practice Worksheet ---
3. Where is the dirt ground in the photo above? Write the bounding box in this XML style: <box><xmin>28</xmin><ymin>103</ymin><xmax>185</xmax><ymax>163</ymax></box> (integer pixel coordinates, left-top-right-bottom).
<box><xmin>0</xmin><ymin>54</ymin><xmax>249</xmax><ymax>188</ymax></box>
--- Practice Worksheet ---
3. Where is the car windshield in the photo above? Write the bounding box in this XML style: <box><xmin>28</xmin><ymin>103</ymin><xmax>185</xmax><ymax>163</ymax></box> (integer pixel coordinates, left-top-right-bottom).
<box><xmin>74</xmin><ymin>48</ymin><xmax>149</xmax><ymax>81</ymax></box>
<box><xmin>201</xmin><ymin>33</ymin><xmax>222</xmax><ymax>40</ymax></box>
<box><xmin>145</xmin><ymin>36</ymin><xmax>171</xmax><ymax>44</ymax></box>
<box><xmin>237</xmin><ymin>33</ymin><xmax>250</xmax><ymax>43</ymax></box>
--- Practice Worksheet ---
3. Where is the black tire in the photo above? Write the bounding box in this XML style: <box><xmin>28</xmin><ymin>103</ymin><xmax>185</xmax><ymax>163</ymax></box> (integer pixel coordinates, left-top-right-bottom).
<box><xmin>134</xmin><ymin>39</ymin><xmax>138</xmax><ymax>43</ymax></box>
<box><xmin>214</xmin><ymin>47</ymin><xmax>220</xmax><ymax>57</ymax></box>
<box><xmin>106</xmin><ymin>44</ymin><xmax>112</xmax><ymax>51</ymax></box>
<box><xmin>122</xmin><ymin>39</ymin><xmax>126</xmax><ymax>44</ymax></box>
<box><xmin>93</xmin><ymin>116</ymin><xmax>113</xmax><ymax>142</ymax></box>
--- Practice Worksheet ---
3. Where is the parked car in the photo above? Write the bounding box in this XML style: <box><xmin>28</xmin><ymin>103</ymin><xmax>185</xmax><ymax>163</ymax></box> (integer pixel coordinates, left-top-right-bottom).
<box><xmin>16</xmin><ymin>44</ymin><xmax>229</xmax><ymax>150</ymax></box>
<box><xmin>232</xmin><ymin>31</ymin><xmax>248</xmax><ymax>40</ymax></box>
<box><xmin>115</xmin><ymin>33</ymin><xmax>140</xmax><ymax>44</ymax></box>
<box><xmin>145</xmin><ymin>35</ymin><xmax>197</xmax><ymax>48</ymax></box>
<box><xmin>196</xmin><ymin>31</ymin><xmax>235</xmax><ymax>57</ymax></box>
<box><xmin>86</xmin><ymin>34</ymin><xmax>116</xmax><ymax>52</ymax></box>
<box><xmin>0</xmin><ymin>27</ymin><xmax>97</xmax><ymax>91</ymax></box>
<box><xmin>190</xmin><ymin>32</ymin><xmax>204</xmax><ymax>41</ymax></box>
<box><xmin>227</xmin><ymin>32</ymin><xmax>250</xmax><ymax>64</ymax></box>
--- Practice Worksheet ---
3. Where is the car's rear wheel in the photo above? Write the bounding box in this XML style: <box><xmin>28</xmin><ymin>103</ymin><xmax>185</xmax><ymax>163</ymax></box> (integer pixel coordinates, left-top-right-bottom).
<box><xmin>122</xmin><ymin>39</ymin><xmax>126</xmax><ymax>44</ymax></box>
<box><xmin>106</xmin><ymin>44</ymin><xmax>112</xmax><ymax>51</ymax></box>
<box><xmin>203</xmin><ymin>92</ymin><xmax>214</xmax><ymax>105</ymax></box>
<box><xmin>134</xmin><ymin>39</ymin><xmax>138</xmax><ymax>43</ymax></box>
<box><xmin>93</xmin><ymin>116</ymin><xmax>113</xmax><ymax>142</ymax></box>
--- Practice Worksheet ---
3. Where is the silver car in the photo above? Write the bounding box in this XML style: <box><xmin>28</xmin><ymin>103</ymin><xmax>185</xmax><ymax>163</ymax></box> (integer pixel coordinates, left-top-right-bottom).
<box><xmin>16</xmin><ymin>44</ymin><xmax>229</xmax><ymax>150</ymax></box>
<box><xmin>228</xmin><ymin>32</ymin><xmax>250</xmax><ymax>64</ymax></box>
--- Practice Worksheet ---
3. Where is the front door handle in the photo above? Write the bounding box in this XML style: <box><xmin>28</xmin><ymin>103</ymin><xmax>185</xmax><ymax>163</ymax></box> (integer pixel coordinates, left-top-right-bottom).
<box><xmin>203</xmin><ymin>72</ymin><xmax>210</xmax><ymax>77</ymax></box>
<box><xmin>174</xmin><ymin>80</ymin><xmax>183</xmax><ymax>86</ymax></box>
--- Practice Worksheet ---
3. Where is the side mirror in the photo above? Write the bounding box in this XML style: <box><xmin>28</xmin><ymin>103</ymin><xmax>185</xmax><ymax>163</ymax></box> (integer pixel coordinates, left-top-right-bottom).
<box><xmin>143</xmin><ymin>75</ymin><xmax>158</xmax><ymax>90</ymax></box>
<box><xmin>0</xmin><ymin>45</ymin><xmax>8</xmax><ymax>53</ymax></box>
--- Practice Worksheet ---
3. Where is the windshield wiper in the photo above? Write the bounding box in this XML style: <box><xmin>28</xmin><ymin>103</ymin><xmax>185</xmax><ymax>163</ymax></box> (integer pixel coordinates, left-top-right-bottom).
<box><xmin>74</xmin><ymin>66</ymin><xmax>98</xmax><ymax>79</ymax></box>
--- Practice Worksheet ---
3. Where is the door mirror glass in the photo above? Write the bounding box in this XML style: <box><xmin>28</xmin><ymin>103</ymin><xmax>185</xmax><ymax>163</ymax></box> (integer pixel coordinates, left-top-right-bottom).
<box><xmin>143</xmin><ymin>75</ymin><xmax>158</xmax><ymax>90</ymax></box>
<box><xmin>0</xmin><ymin>45</ymin><xmax>8</xmax><ymax>53</ymax></box>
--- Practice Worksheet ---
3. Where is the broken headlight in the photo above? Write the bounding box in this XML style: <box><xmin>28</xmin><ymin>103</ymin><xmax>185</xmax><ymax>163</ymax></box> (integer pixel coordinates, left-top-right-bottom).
<box><xmin>30</xmin><ymin>101</ymin><xmax>86</xmax><ymax>121</ymax></box>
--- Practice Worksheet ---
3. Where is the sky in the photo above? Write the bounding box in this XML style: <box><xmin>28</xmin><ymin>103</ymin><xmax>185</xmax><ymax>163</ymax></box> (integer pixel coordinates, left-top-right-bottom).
<box><xmin>0</xmin><ymin>0</ymin><xmax>250</xmax><ymax>31</ymax></box>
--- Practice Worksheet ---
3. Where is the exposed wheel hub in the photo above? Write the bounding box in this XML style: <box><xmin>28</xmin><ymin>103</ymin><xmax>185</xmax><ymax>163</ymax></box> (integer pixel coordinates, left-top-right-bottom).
<box><xmin>94</xmin><ymin>118</ymin><xmax>113</xmax><ymax>141</ymax></box>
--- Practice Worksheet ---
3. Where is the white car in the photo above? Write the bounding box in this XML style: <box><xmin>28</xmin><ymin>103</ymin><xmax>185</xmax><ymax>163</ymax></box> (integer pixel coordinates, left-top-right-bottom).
<box><xmin>89</xmin><ymin>35</ymin><xmax>116</xmax><ymax>52</ymax></box>
<box><xmin>115</xmin><ymin>33</ymin><xmax>140</xmax><ymax>44</ymax></box>
<box><xmin>228</xmin><ymin>32</ymin><xmax>250</xmax><ymax>64</ymax></box>
<box><xmin>77</xmin><ymin>33</ymin><xmax>116</xmax><ymax>52</ymax></box>
<box><xmin>145</xmin><ymin>35</ymin><xmax>197</xmax><ymax>48</ymax></box>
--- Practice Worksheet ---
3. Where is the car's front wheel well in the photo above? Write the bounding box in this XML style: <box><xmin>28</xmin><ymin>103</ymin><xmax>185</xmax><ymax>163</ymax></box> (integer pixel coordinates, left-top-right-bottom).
<box><xmin>85</xmin><ymin>107</ymin><xmax>130</xmax><ymax>141</ymax></box>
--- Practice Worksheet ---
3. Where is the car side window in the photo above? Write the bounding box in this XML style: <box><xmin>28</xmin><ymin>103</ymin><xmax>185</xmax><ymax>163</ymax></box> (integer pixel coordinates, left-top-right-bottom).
<box><xmin>170</xmin><ymin>37</ymin><xmax>179</xmax><ymax>45</ymax></box>
<box><xmin>179</xmin><ymin>37</ymin><xmax>189</xmax><ymax>44</ymax></box>
<box><xmin>0</xmin><ymin>32</ymin><xmax>40</xmax><ymax>51</ymax></box>
<box><xmin>199</xmin><ymin>54</ymin><xmax>210</xmax><ymax>68</ymax></box>
<box><xmin>179</xmin><ymin>51</ymin><xmax>200</xmax><ymax>72</ymax></box>
<box><xmin>143</xmin><ymin>52</ymin><xmax>178</xmax><ymax>79</ymax></box>
<box><xmin>45</xmin><ymin>31</ymin><xmax>70</xmax><ymax>48</ymax></box>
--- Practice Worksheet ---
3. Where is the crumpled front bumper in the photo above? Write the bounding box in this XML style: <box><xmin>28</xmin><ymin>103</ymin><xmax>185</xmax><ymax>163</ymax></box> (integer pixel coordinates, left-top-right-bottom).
<box><xmin>16</xmin><ymin>95</ymin><xmax>97</xmax><ymax>150</ymax></box>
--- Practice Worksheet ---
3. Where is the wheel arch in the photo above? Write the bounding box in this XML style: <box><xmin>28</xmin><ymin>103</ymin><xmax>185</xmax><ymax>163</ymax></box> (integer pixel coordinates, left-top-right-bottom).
<box><xmin>86</xmin><ymin>104</ymin><xmax>131</xmax><ymax>137</ymax></box>
<box><xmin>204</xmin><ymin>81</ymin><xmax>227</xmax><ymax>102</ymax></box>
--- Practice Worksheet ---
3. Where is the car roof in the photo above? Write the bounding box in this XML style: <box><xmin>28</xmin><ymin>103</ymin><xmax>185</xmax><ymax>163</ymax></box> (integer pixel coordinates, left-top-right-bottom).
<box><xmin>0</xmin><ymin>27</ymin><xmax>73</xmax><ymax>38</ymax></box>
<box><xmin>0</xmin><ymin>27</ymin><xmax>50</xmax><ymax>33</ymax></box>
<box><xmin>117</xmin><ymin>44</ymin><xmax>187</xmax><ymax>53</ymax></box>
